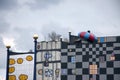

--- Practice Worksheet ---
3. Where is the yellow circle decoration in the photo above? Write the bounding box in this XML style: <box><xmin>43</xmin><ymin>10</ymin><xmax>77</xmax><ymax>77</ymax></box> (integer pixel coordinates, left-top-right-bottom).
<box><xmin>26</xmin><ymin>55</ymin><xmax>33</xmax><ymax>61</ymax></box>
<box><xmin>9</xmin><ymin>75</ymin><xmax>16</xmax><ymax>80</ymax></box>
<box><xmin>17</xmin><ymin>58</ymin><xmax>23</xmax><ymax>64</ymax></box>
<box><xmin>9</xmin><ymin>58</ymin><xmax>15</xmax><ymax>65</ymax></box>
<box><xmin>38</xmin><ymin>69</ymin><xmax>43</xmax><ymax>75</ymax></box>
<box><xmin>9</xmin><ymin>67</ymin><xmax>15</xmax><ymax>73</ymax></box>
<box><xmin>19</xmin><ymin>74</ymin><xmax>28</xmax><ymax>80</ymax></box>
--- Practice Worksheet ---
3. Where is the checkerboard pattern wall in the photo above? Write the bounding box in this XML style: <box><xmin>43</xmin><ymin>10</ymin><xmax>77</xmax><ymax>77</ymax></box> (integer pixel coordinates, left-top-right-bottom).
<box><xmin>61</xmin><ymin>36</ymin><xmax>120</xmax><ymax>80</ymax></box>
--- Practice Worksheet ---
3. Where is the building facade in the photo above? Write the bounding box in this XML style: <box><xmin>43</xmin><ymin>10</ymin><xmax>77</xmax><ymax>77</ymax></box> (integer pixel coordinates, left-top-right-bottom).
<box><xmin>36</xmin><ymin>41</ymin><xmax>61</xmax><ymax>80</ymax></box>
<box><xmin>6</xmin><ymin>32</ymin><xmax>120</xmax><ymax>80</ymax></box>
<box><xmin>61</xmin><ymin>32</ymin><xmax>120</xmax><ymax>80</ymax></box>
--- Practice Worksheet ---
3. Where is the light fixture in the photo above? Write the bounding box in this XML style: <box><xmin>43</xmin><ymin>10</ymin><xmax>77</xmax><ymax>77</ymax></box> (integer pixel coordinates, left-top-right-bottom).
<box><xmin>55</xmin><ymin>69</ymin><xmax>60</xmax><ymax>77</ymax></box>
<box><xmin>33</xmin><ymin>34</ymin><xmax>38</xmax><ymax>40</ymax></box>
<box><xmin>6</xmin><ymin>44</ymin><xmax>11</xmax><ymax>49</ymax></box>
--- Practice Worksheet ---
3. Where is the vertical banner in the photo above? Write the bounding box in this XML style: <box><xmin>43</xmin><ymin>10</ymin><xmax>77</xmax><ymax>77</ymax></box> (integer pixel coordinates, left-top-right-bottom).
<box><xmin>8</xmin><ymin>52</ymin><xmax>34</xmax><ymax>80</ymax></box>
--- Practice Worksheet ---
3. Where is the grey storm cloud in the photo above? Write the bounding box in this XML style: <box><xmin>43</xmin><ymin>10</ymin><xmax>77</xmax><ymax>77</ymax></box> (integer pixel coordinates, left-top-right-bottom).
<box><xmin>0</xmin><ymin>37</ymin><xmax>6</xmax><ymax>68</ymax></box>
<box><xmin>0</xmin><ymin>19</ymin><xmax>10</xmax><ymax>34</ymax></box>
<box><xmin>0</xmin><ymin>37</ymin><xmax>4</xmax><ymax>48</ymax></box>
<box><xmin>12</xmin><ymin>27</ymin><xmax>37</xmax><ymax>51</ymax></box>
<box><xmin>0</xmin><ymin>0</ymin><xmax>18</xmax><ymax>34</ymax></box>
<box><xmin>0</xmin><ymin>51</ymin><xmax>6</xmax><ymax>68</ymax></box>
<box><xmin>0</xmin><ymin>0</ymin><xmax>18</xmax><ymax>10</ymax></box>
<box><xmin>27</xmin><ymin>0</ymin><xmax>63</xmax><ymax>9</ymax></box>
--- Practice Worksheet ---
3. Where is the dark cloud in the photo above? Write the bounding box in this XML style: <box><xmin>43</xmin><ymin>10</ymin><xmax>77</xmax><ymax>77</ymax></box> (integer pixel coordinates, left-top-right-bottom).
<box><xmin>0</xmin><ymin>52</ymin><xmax>6</xmax><ymax>68</ymax></box>
<box><xmin>0</xmin><ymin>0</ymin><xmax>17</xmax><ymax>34</ymax></box>
<box><xmin>12</xmin><ymin>27</ymin><xmax>36</xmax><ymax>51</ymax></box>
<box><xmin>0</xmin><ymin>18</ymin><xmax>10</xmax><ymax>34</ymax></box>
<box><xmin>0</xmin><ymin>37</ymin><xmax>4</xmax><ymax>47</ymax></box>
<box><xmin>0</xmin><ymin>36</ymin><xmax>6</xmax><ymax>68</ymax></box>
<box><xmin>0</xmin><ymin>0</ymin><xmax>18</xmax><ymax>10</ymax></box>
<box><xmin>27</xmin><ymin>0</ymin><xmax>63</xmax><ymax>9</ymax></box>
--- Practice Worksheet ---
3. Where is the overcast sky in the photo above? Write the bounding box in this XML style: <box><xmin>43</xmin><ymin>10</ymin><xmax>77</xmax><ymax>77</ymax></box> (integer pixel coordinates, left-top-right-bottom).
<box><xmin>0</xmin><ymin>0</ymin><xmax>120</xmax><ymax>78</ymax></box>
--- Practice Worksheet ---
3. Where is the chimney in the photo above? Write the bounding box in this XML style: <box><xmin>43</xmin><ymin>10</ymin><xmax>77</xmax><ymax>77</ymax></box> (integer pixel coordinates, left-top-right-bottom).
<box><xmin>87</xmin><ymin>30</ymin><xmax>90</xmax><ymax>33</ymax></box>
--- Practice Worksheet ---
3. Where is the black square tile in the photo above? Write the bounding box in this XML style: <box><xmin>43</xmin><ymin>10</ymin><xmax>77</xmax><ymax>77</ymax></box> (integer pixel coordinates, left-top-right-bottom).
<box><xmin>107</xmin><ymin>75</ymin><xmax>114</xmax><ymax>80</ymax></box>
<box><xmin>82</xmin><ymin>68</ymin><xmax>89</xmax><ymax>74</ymax></box>
<box><xmin>82</xmin><ymin>48</ymin><xmax>86</xmax><ymax>51</ymax></box>
<box><xmin>61</xmin><ymin>63</ymin><xmax>67</xmax><ymax>68</ymax></box>
<box><xmin>114</xmin><ymin>47</ymin><xmax>120</xmax><ymax>50</ymax></box>
<box><xmin>89</xmin><ymin>62</ymin><xmax>92</xmax><ymax>65</ymax></box>
<box><xmin>61</xmin><ymin>75</ymin><xmax>67</xmax><ymax>80</ymax></box>
<box><xmin>83</xmin><ymin>55</ymin><xmax>89</xmax><ymax>62</ymax></box>
<box><xmin>106</xmin><ymin>51</ymin><xmax>113</xmax><ymax>54</ymax></box>
<box><xmin>93</xmin><ymin>51</ymin><xmax>96</xmax><ymax>55</ymax></box>
<box><xmin>76</xmin><ymin>62</ymin><xmax>82</xmax><ymax>68</ymax></box>
<box><xmin>76</xmin><ymin>45</ymin><xmax>82</xmax><ymax>48</ymax></box>
<box><xmin>68</xmin><ymin>69</ymin><xmax>72</xmax><ymax>75</ymax></box>
<box><xmin>103</xmin><ymin>47</ymin><xmax>106</xmax><ymax>51</ymax></box>
<box><xmin>106</xmin><ymin>43</ymin><xmax>113</xmax><ymax>47</ymax></box>
<box><xmin>96</xmin><ymin>75</ymin><xmax>99</xmax><ymax>80</ymax></box>
<box><xmin>114</xmin><ymin>68</ymin><xmax>120</xmax><ymax>74</ymax></box>
<box><xmin>96</xmin><ymin>48</ymin><xmax>99</xmax><ymax>51</ymax></box>
<box><xmin>89</xmin><ymin>75</ymin><xmax>92</xmax><ymax>78</ymax></box>
<box><xmin>107</xmin><ymin>61</ymin><xmax>113</xmax><ymax>67</ymax></box>
<box><xmin>89</xmin><ymin>55</ymin><xmax>92</xmax><ymax>58</ymax></box>
<box><xmin>68</xmin><ymin>56</ymin><xmax>71</xmax><ymax>62</ymax></box>
<box><xmin>115</xmin><ymin>54</ymin><xmax>120</xmax><ymax>61</ymax></box>
<box><xmin>100</xmin><ymin>68</ymin><xmax>106</xmax><ymax>74</ymax></box>
<box><xmin>61</xmin><ymin>52</ymin><xmax>67</xmax><ymax>56</ymax></box>
<box><xmin>92</xmin><ymin>58</ymin><xmax>96</xmax><ymax>61</ymax></box>
<box><xmin>89</xmin><ymin>48</ymin><xmax>92</xmax><ymax>51</ymax></box>
<box><xmin>76</xmin><ymin>75</ymin><xmax>82</xmax><ymax>80</ymax></box>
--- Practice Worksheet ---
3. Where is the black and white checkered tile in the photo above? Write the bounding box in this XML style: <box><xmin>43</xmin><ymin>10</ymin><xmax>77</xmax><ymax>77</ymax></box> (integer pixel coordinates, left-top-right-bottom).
<box><xmin>61</xmin><ymin>40</ymin><xmax>120</xmax><ymax>80</ymax></box>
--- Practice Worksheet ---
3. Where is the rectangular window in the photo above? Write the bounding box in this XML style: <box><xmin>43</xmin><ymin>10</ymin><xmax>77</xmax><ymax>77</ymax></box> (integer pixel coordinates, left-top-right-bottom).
<box><xmin>110</xmin><ymin>53</ymin><xmax>115</xmax><ymax>61</ymax></box>
<box><xmin>61</xmin><ymin>69</ymin><xmax>67</xmax><ymax>75</ymax></box>
<box><xmin>71</xmin><ymin>56</ymin><xmax>76</xmax><ymax>63</ymax></box>
<box><xmin>98</xmin><ymin>37</ymin><xmax>106</xmax><ymax>43</ymax></box>
<box><xmin>110</xmin><ymin>56</ymin><xmax>115</xmax><ymax>61</ymax></box>
<box><xmin>89</xmin><ymin>65</ymin><xmax>97</xmax><ymax>74</ymax></box>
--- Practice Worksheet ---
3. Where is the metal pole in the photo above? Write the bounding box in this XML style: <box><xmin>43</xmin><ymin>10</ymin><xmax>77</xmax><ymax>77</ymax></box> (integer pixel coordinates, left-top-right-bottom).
<box><xmin>33</xmin><ymin>38</ymin><xmax>37</xmax><ymax>80</ymax></box>
<box><xmin>6</xmin><ymin>46</ymin><xmax>10</xmax><ymax>80</ymax></box>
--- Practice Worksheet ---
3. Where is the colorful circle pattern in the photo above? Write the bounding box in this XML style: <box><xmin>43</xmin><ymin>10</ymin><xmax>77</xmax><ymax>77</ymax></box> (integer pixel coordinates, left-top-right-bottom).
<box><xmin>9</xmin><ymin>58</ymin><xmax>15</xmax><ymax>65</ymax></box>
<box><xmin>17</xmin><ymin>58</ymin><xmax>23</xmax><ymax>64</ymax></box>
<box><xmin>26</xmin><ymin>55</ymin><xmax>33</xmax><ymax>61</ymax></box>
<box><xmin>9</xmin><ymin>67</ymin><xmax>15</xmax><ymax>73</ymax></box>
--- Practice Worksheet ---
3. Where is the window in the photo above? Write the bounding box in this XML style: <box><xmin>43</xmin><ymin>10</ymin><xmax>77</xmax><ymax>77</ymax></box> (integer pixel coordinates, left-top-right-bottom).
<box><xmin>69</xmin><ymin>49</ymin><xmax>72</xmax><ymax>52</ymax></box>
<box><xmin>61</xmin><ymin>69</ymin><xmax>67</xmax><ymax>75</ymax></box>
<box><xmin>71</xmin><ymin>56</ymin><xmax>76</xmax><ymax>63</ymax></box>
<box><xmin>89</xmin><ymin>65</ymin><xmax>98</xmax><ymax>74</ymax></box>
<box><xmin>110</xmin><ymin>53</ymin><xmax>115</xmax><ymax>61</ymax></box>
<box><xmin>55</xmin><ymin>69</ymin><xmax>60</xmax><ymax>77</ymax></box>
<box><xmin>110</xmin><ymin>56</ymin><xmax>115</xmax><ymax>61</ymax></box>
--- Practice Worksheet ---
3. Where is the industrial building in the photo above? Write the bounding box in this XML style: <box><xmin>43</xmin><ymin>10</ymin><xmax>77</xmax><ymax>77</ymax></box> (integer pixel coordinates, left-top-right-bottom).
<box><xmin>7</xmin><ymin>31</ymin><xmax>120</xmax><ymax>80</ymax></box>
